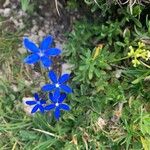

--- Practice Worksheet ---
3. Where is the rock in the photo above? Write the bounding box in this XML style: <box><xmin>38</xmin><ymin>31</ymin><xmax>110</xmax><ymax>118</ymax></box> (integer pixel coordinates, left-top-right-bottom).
<box><xmin>12</xmin><ymin>4</ymin><xmax>17</xmax><ymax>9</ymax></box>
<box><xmin>115</xmin><ymin>69</ymin><xmax>123</xmax><ymax>78</ymax></box>
<box><xmin>22</xmin><ymin>97</ymin><xmax>34</xmax><ymax>116</ymax></box>
<box><xmin>0</xmin><ymin>9</ymin><xmax>3</xmax><ymax>14</ymax></box>
<box><xmin>11</xmin><ymin>18</ymin><xmax>25</xmax><ymax>29</ymax></box>
<box><xmin>55</xmin><ymin>42</ymin><xmax>63</xmax><ymax>50</ymax></box>
<box><xmin>3</xmin><ymin>8</ymin><xmax>11</xmax><ymax>17</ymax></box>
<box><xmin>44</xmin><ymin>24</ymin><xmax>49</xmax><ymax>29</ymax></box>
<box><xmin>29</xmin><ymin>34</ymin><xmax>39</xmax><ymax>43</ymax></box>
<box><xmin>18</xmin><ymin>47</ymin><xmax>27</xmax><ymax>54</ymax></box>
<box><xmin>32</xmin><ymin>19</ymin><xmax>37</xmax><ymax>25</ymax></box>
<box><xmin>38</xmin><ymin>30</ymin><xmax>45</xmax><ymax>38</ymax></box>
<box><xmin>18</xmin><ymin>20</ymin><xmax>25</xmax><ymax>29</ymax></box>
<box><xmin>3</xmin><ymin>0</ymin><xmax>10</xmax><ymax>8</ymax></box>
<box><xmin>17</xmin><ymin>10</ymin><xmax>27</xmax><ymax>18</ymax></box>
<box><xmin>45</xmin><ymin>29</ymin><xmax>50</xmax><ymax>34</ymax></box>
<box><xmin>31</xmin><ymin>25</ymin><xmax>39</xmax><ymax>33</ymax></box>
<box><xmin>45</xmin><ymin>12</ymin><xmax>50</xmax><ymax>17</ymax></box>
<box><xmin>62</xmin><ymin>63</ymin><xmax>74</xmax><ymax>74</ymax></box>
<box><xmin>39</xmin><ymin>5</ymin><xmax>43</xmax><ymax>9</ymax></box>
<box><xmin>96</xmin><ymin>117</ymin><xmax>106</xmax><ymax>130</ymax></box>
<box><xmin>11</xmin><ymin>84</ymin><xmax>18</xmax><ymax>92</ymax></box>
<box><xmin>24</xmin><ymin>80</ymin><xmax>33</xmax><ymax>86</ymax></box>
<box><xmin>39</xmin><ymin>16</ymin><xmax>44</xmax><ymax>21</ymax></box>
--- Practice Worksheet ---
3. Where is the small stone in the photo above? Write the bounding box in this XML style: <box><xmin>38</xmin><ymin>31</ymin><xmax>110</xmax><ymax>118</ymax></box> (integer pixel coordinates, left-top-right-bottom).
<box><xmin>18</xmin><ymin>47</ymin><xmax>27</xmax><ymax>54</ymax></box>
<box><xmin>24</xmin><ymin>80</ymin><xmax>33</xmax><ymax>86</ymax></box>
<box><xmin>39</xmin><ymin>16</ymin><xmax>44</xmax><ymax>21</ymax></box>
<box><xmin>38</xmin><ymin>30</ymin><xmax>45</xmax><ymax>38</ymax></box>
<box><xmin>23</xmin><ymin>33</ymin><xmax>30</xmax><ymax>37</ymax></box>
<box><xmin>44</xmin><ymin>20</ymin><xmax>50</xmax><ymax>25</ymax></box>
<box><xmin>12</xmin><ymin>4</ymin><xmax>17</xmax><ymax>9</ymax></box>
<box><xmin>39</xmin><ymin>5</ymin><xmax>43</xmax><ymax>9</ymax></box>
<box><xmin>31</xmin><ymin>25</ymin><xmax>39</xmax><ymax>33</ymax></box>
<box><xmin>62</xmin><ymin>63</ymin><xmax>74</xmax><ymax>74</ymax></box>
<box><xmin>22</xmin><ymin>97</ymin><xmax>35</xmax><ymax>116</ymax></box>
<box><xmin>12</xmin><ymin>18</ymin><xmax>19</xmax><ymax>26</ymax></box>
<box><xmin>3</xmin><ymin>0</ymin><xmax>10</xmax><ymax>8</ymax></box>
<box><xmin>96</xmin><ymin>117</ymin><xmax>106</xmax><ymax>130</ymax></box>
<box><xmin>32</xmin><ymin>19</ymin><xmax>37</xmax><ymax>25</ymax></box>
<box><xmin>11</xmin><ymin>84</ymin><xmax>18</xmax><ymax>92</ymax></box>
<box><xmin>45</xmin><ymin>12</ymin><xmax>50</xmax><ymax>17</ymax></box>
<box><xmin>17</xmin><ymin>10</ymin><xmax>27</xmax><ymax>17</ymax></box>
<box><xmin>29</xmin><ymin>34</ymin><xmax>39</xmax><ymax>43</ymax></box>
<box><xmin>18</xmin><ymin>20</ymin><xmax>25</xmax><ymax>29</ymax></box>
<box><xmin>0</xmin><ymin>9</ymin><xmax>3</xmax><ymax>14</ymax></box>
<box><xmin>3</xmin><ymin>8</ymin><xmax>11</xmax><ymax>17</ymax></box>
<box><xmin>45</xmin><ymin>24</ymin><xmax>49</xmax><ymax>29</ymax></box>
<box><xmin>115</xmin><ymin>69</ymin><xmax>123</xmax><ymax>78</ymax></box>
<box><xmin>45</xmin><ymin>29</ymin><xmax>50</xmax><ymax>34</ymax></box>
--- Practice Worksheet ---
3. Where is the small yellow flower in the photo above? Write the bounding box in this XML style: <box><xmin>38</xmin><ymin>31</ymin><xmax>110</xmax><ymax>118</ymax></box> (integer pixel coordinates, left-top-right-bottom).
<box><xmin>138</xmin><ymin>41</ymin><xmax>145</xmax><ymax>48</ymax></box>
<box><xmin>128</xmin><ymin>42</ymin><xmax>150</xmax><ymax>67</ymax></box>
<box><xmin>132</xmin><ymin>59</ymin><xmax>140</xmax><ymax>67</ymax></box>
<box><xmin>147</xmin><ymin>51</ymin><xmax>150</xmax><ymax>59</ymax></box>
<box><xmin>128</xmin><ymin>46</ymin><xmax>134</xmax><ymax>57</ymax></box>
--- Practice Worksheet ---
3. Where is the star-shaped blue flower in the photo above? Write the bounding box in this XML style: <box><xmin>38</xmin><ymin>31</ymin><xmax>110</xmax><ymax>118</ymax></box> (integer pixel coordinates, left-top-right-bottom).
<box><xmin>44</xmin><ymin>90</ymin><xmax>70</xmax><ymax>120</ymax></box>
<box><xmin>23</xmin><ymin>35</ymin><xmax>61</xmax><ymax>68</ymax></box>
<box><xmin>42</xmin><ymin>70</ymin><xmax>72</xmax><ymax>94</ymax></box>
<box><xmin>26</xmin><ymin>93</ymin><xmax>46</xmax><ymax>113</ymax></box>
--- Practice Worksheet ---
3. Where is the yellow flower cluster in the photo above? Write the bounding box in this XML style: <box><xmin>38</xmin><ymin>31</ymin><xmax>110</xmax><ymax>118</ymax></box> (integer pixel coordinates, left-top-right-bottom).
<box><xmin>128</xmin><ymin>42</ymin><xmax>150</xmax><ymax>67</ymax></box>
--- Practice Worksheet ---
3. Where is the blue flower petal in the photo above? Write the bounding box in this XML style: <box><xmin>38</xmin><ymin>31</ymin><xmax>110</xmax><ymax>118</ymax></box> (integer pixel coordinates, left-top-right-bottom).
<box><xmin>49</xmin><ymin>93</ymin><xmax>55</xmax><ymax>103</ymax></box>
<box><xmin>58</xmin><ymin>74</ymin><xmax>70</xmax><ymax>84</ymax></box>
<box><xmin>41</xmin><ymin>56</ymin><xmax>52</xmax><ymax>68</ymax></box>
<box><xmin>60</xmin><ymin>85</ymin><xmax>72</xmax><ymax>93</ymax></box>
<box><xmin>23</xmin><ymin>38</ymin><xmax>39</xmax><ymax>53</ymax></box>
<box><xmin>45</xmin><ymin>104</ymin><xmax>55</xmax><ymax>111</ymax></box>
<box><xmin>59</xmin><ymin>104</ymin><xmax>70</xmax><ymax>111</ymax></box>
<box><xmin>53</xmin><ymin>88</ymin><xmax>60</xmax><ymax>101</ymax></box>
<box><xmin>40</xmin><ymin>100</ymin><xmax>46</xmax><ymax>104</ymax></box>
<box><xmin>45</xmin><ymin>48</ymin><xmax>61</xmax><ymax>56</ymax></box>
<box><xmin>40</xmin><ymin>35</ymin><xmax>53</xmax><ymax>50</ymax></box>
<box><xmin>26</xmin><ymin>101</ymin><xmax>36</xmax><ymax>105</ymax></box>
<box><xmin>31</xmin><ymin>105</ymin><xmax>39</xmax><ymax>113</ymax></box>
<box><xmin>58</xmin><ymin>93</ymin><xmax>67</xmax><ymax>103</ymax></box>
<box><xmin>54</xmin><ymin>107</ymin><xmax>60</xmax><ymax>120</ymax></box>
<box><xmin>42</xmin><ymin>84</ymin><xmax>55</xmax><ymax>91</ymax></box>
<box><xmin>48</xmin><ymin>70</ymin><xmax>57</xmax><ymax>83</ymax></box>
<box><xmin>34</xmin><ymin>93</ymin><xmax>39</xmax><ymax>101</ymax></box>
<box><xmin>24</xmin><ymin>54</ymin><xmax>39</xmax><ymax>64</ymax></box>
<box><xmin>38</xmin><ymin>105</ymin><xmax>44</xmax><ymax>113</ymax></box>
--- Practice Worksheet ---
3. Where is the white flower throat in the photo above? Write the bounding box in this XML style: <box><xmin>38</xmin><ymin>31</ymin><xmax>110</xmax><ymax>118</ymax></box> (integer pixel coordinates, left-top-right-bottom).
<box><xmin>38</xmin><ymin>51</ymin><xmax>44</xmax><ymax>57</ymax></box>
<box><xmin>55</xmin><ymin>83</ymin><xmax>60</xmax><ymax>88</ymax></box>
<box><xmin>55</xmin><ymin>102</ymin><xmax>59</xmax><ymax>106</ymax></box>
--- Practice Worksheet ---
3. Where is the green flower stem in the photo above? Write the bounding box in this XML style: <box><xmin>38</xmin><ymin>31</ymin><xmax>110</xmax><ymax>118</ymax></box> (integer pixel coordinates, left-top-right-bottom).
<box><xmin>109</xmin><ymin>56</ymin><xmax>130</xmax><ymax>63</ymax></box>
<box><xmin>40</xmin><ymin>62</ymin><xmax>48</xmax><ymax>82</ymax></box>
<box><xmin>132</xmin><ymin>70</ymin><xmax>150</xmax><ymax>84</ymax></box>
<box><xmin>140</xmin><ymin>60</ymin><xmax>150</xmax><ymax>69</ymax></box>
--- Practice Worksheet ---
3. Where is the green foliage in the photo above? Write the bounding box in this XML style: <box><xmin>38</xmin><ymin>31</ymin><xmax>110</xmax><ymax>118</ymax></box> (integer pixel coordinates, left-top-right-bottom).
<box><xmin>20</xmin><ymin>0</ymin><xmax>34</xmax><ymax>13</ymax></box>
<box><xmin>0</xmin><ymin>0</ymin><xmax>150</xmax><ymax>149</ymax></box>
<box><xmin>63</xmin><ymin>3</ymin><xmax>150</xmax><ymax>149</ymax></box>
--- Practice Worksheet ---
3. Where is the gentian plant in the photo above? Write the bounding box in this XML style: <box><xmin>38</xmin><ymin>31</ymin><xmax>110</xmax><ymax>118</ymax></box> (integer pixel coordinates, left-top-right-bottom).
<box><xmin>23</xmin><ymin>35</ymin><xmax>72</xmax><ymax>120</ymax></box>
<box><xmin>23</xmin><ymin>35</ymin><xmax>61</xmax><ymax>68</ymax></box>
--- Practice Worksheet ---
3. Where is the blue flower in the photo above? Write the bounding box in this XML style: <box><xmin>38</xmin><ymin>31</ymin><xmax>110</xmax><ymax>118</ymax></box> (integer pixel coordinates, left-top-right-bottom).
<box><xmin>42</xmin><ymin>70</ymin><xmax>72</xmax><ymax>94</ymax></box>
<box><xmin>23</xmin><ymin>35</ymin><xmax>61</xmax><ymax>68</ymax></box>
<box><xmin>45</xmin><ymin>90</ymin><xmax>70</xmax><ymax>120</ymax></box>
<box><xmin>26</xmin><ymin>93</ymin><xmax>46</xmax><ymax>113</ymax></box>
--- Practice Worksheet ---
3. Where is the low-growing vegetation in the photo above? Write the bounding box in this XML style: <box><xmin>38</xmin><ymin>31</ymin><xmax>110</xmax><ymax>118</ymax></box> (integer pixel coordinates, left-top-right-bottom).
<box><xmin>0</xmin><ymin>0</ymin><xmax>150</xmax><ymax>149</ymax></box>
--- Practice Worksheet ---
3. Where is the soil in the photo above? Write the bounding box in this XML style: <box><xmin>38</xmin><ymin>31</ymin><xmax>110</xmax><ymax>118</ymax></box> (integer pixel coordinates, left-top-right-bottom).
<box><xmin>0</xmin><ymin>0</ymin><xmax>85</xmax><ymax>76</ymax></box>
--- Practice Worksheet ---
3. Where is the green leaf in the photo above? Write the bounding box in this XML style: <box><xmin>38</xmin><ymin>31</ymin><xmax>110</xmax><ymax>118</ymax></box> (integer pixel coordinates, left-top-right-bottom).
<box><xmin>18</xmin><ymin>130</ymin><xmax>39</xmax><ymax>141</ymax></box>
